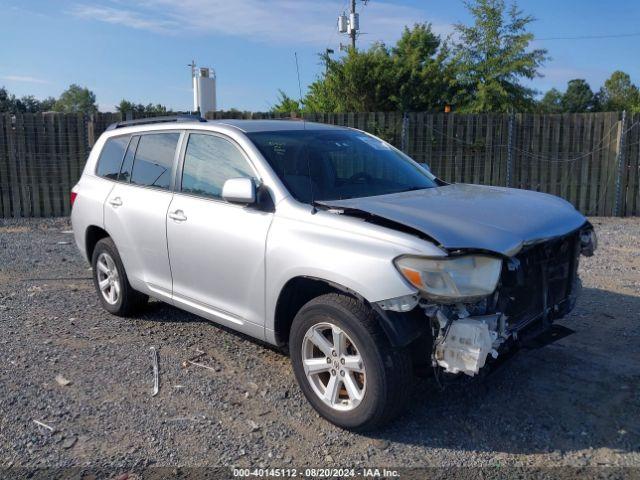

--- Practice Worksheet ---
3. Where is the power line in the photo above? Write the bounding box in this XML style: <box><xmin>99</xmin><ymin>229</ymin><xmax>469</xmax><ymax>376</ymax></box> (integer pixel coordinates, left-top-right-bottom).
<box><xmin>349</xmin><ymin>0</ymin><xmax>357</xmax><ymax>50</ymax></box>
<box><xmin>536</xmin><ymin>32</ymin><xmax>640</xmax><ymax>41</ymax></box>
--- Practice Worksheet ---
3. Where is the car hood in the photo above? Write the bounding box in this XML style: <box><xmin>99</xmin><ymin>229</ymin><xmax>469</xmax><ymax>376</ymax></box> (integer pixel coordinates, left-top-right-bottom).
<box><xmin>317</xmin><ymin>184</ymin><xmax>587</xmax><ymax>257</ymax></box>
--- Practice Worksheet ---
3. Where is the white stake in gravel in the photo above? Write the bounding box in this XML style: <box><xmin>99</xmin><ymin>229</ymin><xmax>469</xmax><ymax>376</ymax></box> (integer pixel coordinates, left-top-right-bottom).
<box><xmin>33</xmin><ymin>420</ymin><xmax>54</xmax><ymax>432</ymax></box>
<box><xmin>150</xmin><ymin>347</ymin><xmax>159</xmax><ymax>397</ymax></box>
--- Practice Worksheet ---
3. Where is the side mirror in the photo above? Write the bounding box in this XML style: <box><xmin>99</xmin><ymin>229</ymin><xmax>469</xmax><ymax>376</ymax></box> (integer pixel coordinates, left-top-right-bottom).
<box><xmin>222</xmin><ymin>177</ymin><xmax>257</xmax><ymax>205</ymax></box>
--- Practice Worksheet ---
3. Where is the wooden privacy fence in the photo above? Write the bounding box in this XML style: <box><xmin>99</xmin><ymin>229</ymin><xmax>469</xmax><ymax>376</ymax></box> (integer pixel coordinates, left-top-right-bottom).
<box><xmin>0</xmin><ymin>111</ymin><xmax>639</xmax><ymax>218</ymax></box>
<box><xmin>302</xmin><ymin>111</ymin><xmax>640</xmax><ymax>217</ymax></box>
<box><xmin>0</xmin><ymin>113</ymin><xmax>89</xmax><ymax>218</ymax></box>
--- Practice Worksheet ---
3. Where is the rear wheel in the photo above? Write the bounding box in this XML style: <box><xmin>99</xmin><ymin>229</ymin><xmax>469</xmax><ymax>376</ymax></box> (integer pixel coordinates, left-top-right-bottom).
<box><xmin>290</xmin><ymin>293</ymin><xmax>412</xmax><ymax>431</ymax></box>
<box><xmin>91</xmin><ymin>237</ymin><xmax>147</xmax><ymax>316</ymax></box>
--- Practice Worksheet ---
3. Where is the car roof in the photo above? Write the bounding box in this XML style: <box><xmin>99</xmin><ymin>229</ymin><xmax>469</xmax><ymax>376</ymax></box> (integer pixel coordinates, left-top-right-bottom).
<box><xmin>102</xmin><ymin>118</ymin><xmax>351</xmax><ymax>139</ymax></box>
<box><xmin>209</xmin><ymin>119</ymin><xmax>348</xmax><ymax>133</ymax></box>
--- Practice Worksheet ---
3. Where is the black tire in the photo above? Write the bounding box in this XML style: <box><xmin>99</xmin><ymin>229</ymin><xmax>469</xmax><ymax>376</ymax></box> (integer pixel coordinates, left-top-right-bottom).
<box><xmin>290</xmin><ymin>293</ymin><xmax>412</xmax><ymax>431</ymax></box>
<box><xmin>91</xmin><ymin>237</ymin><xmax>148</xmax><ymax>316</ymax></box>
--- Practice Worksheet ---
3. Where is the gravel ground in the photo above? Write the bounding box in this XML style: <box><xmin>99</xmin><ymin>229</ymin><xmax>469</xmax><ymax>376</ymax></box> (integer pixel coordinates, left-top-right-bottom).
<box><xmin>0</xmin><ymin>217</ymin><xmax>638</xmax><ymax>472</ymax></box>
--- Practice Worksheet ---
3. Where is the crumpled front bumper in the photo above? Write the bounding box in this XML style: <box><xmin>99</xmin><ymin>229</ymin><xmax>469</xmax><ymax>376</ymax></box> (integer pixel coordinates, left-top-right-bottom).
<box><xmin>426</xmin><ymin>225</ymin><xmax>592</xmax><ymax>377</ymax></box>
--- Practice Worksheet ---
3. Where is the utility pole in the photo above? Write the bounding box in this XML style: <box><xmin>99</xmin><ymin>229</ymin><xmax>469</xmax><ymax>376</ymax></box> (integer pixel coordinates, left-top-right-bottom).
<box><xmin>349</xmin><ymin>0</ymin><xmax>357</xmax><ymax>50</ymax></box>
<box><xmin>188</xmin><ymin>60</ymin><xmax>196</xmax><ymax>114</ymax></box>
<box><xmin>337</xmin><ymin>0</ymin><xmax>366</xmax><ymax>51</ymax></box>
<box><xmin>614</xmin><ymin>110</ymin><xmax>627</xmax><ymax>216</ymax></box>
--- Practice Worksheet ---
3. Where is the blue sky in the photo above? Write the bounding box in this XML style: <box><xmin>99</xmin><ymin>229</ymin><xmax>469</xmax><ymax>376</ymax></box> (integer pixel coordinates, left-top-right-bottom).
<box><xmin>1</xmin><ymin>0</ymin><xmax>639</xmax><ymax>112</ymax></box>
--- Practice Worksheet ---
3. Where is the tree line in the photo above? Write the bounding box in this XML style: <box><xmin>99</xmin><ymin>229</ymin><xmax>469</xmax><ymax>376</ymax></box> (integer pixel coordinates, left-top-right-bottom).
<box><xmin>0</xmin><ymin>84</ymin><xmax>103</xmax><ymax>114</ymax></box>
<box><xmin>2</xmin><ymin>0</ymin><xmax>639</xmax><ymax>116</ymax></box>
<box><xmin>538</xmin><ymin>73</ymin><xmax>640</xmax><ymax>113</ymax></box>
<box><xmin>0</xmin><ymin>84</ymin><xmax>170</xmax><ymax>116</ymax></box>
<box><xmin>274</xmin><ymin>0</ymin><xmax>640</xmax><ymax>114</ymax></box>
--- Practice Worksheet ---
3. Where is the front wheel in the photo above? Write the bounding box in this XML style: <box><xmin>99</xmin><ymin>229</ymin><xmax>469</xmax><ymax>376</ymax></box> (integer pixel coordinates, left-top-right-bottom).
<box><xmin>290</xmin><ymin>293</ymin><xmax>412</xmax><ymax>431</ymax></box>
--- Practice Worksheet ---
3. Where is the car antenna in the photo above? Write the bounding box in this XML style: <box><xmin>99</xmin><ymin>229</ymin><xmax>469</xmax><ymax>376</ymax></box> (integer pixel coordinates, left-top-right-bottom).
<box><xmin>294</xmin><ymin>52</ymin><xmax>305</xmax><ymax>130</ymax></box>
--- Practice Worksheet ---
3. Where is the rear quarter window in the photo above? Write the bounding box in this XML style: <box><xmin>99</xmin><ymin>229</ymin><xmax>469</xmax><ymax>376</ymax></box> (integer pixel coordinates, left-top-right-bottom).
<box><xmin>96</xmin><ymin>136</ymin><xmax>130</xmax><ymax>179</ymax></box>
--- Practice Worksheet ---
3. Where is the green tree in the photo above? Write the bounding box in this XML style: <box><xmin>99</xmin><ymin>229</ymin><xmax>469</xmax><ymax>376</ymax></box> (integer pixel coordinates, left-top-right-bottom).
<box><xmin>561</xmin><ymin>79</ymin><xmax>597</xmax><ymax>112</ymax></box>
<box><xmin>146</xmin><ymin>103</ymin><xmax>168</xmax><ymax>115</ymax></box>
<box><xmin>537</xmin><ymin>88</ymin><xmax>563</xmax><ymax>113</ymax></box>
<box><xmin>598</xmin><ymin>71</ymin><xmax>640</xmax><ymax>112</ymax></box>
<box><xmin>304</xmin><ymin>43</ymin><xmax>397</xmax><ymax>112</ymax></box>
<box><xmin>0</xmin><ymin>87</ymin><xmax>18</xmax><ymax>112</ymax></box>
<box><xmin>453</xmin><ymin>0</ymin><xmax>548</xmax><ymax>112</ymax></box>
<box><xmin>17</xmin><ymin>95</ymin><xmax>44</xmax><ymax>113</ymax></box>
<box><xmin>117</xmin><ymin>99</ymin><xmax>169</xmax><ymax>116</ymax></box>
<box><xmin>116</xmin><ymin>99</ymin><xmax>139</xmax><ymax>115</ymax></box>
<box><xmin>275</xmin><ymin>24</ymin><xmax>456</xmax><ymax>113</ymax></box>
<box><xmin>390</xmin><ymin>24</ymin><xmax>458</xmax><ymax>111</ymax></box>
<box><xmin>39</xmin><ymin>96</ymin><xmax>57</xmax><ymax>111</ymax></box>
<box><xmin>271</xmin><ymin>90</ymin><xmax>301</xmax><ymax>114</ymax></box>
<box><xmin>54</xmin><ymin>84</ymin><xmax>98</xmax><ymax>114</ymax></box>
<box><xmin>0</xmin><ymin>87</ymin><xmax>56</xmax><ymax>113</ymax></box>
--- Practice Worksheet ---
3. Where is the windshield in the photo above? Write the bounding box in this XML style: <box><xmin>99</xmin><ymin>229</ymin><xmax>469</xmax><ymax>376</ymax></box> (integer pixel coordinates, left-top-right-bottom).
<box><xmin>247</xmin><ymin>129</ymin><xmax>438</xmax><ymax>203</ymax></box>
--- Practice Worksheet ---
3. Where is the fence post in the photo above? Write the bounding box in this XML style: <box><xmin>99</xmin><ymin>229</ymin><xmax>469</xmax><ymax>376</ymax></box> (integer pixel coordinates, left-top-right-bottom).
<box><xmin>87</xmin><ymin>114</ymin><xmax>96</xmax><ymax>148</ymax></box>
<box><xmin>6</xmin><ymin>115</ymin><xmax>21</xmax><ymax>217</ymax></box>
<box><xmin>506</xmin><ymin>112</ymin><xmax>515</xmax><ymax>187</ymax></box>
<box><xmin>400</xmin><ymin>112</ymin><xmax>409</xmax><ymax>153</ymax></box>
<box><xmin>614</xmin><ymin>110</ymin><xmax>627</xmax><ymax>216</ymax></box>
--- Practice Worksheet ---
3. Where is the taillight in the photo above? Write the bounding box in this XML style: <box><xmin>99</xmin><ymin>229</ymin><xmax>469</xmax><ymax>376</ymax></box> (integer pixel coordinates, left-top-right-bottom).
<box><xmin>70</xmin><ymin>191</ymin><xmax>78</xmax><ymax>207</ymax></box>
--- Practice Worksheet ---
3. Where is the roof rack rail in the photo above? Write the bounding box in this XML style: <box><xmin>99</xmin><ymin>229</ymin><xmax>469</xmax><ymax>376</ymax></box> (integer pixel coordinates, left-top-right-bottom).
<box><xmin>106</xmin><ymin>114</ymin><xmax>207</xmax><ymax>131</ymax></box>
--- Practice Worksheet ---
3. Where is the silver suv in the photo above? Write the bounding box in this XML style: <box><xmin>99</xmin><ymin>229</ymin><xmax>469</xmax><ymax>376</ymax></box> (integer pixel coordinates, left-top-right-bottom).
<box><xmin>71</xmin><ymin>116</ymin><xmax>596</xmax><ymax>430</ymax></box>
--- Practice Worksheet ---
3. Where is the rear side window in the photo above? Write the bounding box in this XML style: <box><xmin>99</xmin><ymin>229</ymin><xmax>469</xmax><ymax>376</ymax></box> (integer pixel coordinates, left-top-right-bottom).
<box><xmin>96</xmin><ymin>136</ymin><xmax>129</xmax><ymax>180</ymax></box>
<box><xmin>181</xmin><ymin>133</ymin><xmax>254</xmax><ymax>199</ymax></box>
<box><xmin>130</xmin><ymin>133</ymin><xmax>180</xmax><ymax>190</ymax></box>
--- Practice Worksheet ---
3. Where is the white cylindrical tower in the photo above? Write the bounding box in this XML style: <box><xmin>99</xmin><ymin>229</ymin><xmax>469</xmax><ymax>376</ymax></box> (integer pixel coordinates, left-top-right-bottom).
<box><xmin>192</xmin><ymin>66</ymin><xmax>217</xmax><ymax>115</ymax></box>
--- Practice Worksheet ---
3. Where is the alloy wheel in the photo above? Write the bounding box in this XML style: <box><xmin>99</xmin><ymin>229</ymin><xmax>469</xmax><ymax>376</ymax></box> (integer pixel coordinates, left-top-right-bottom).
<box><xmin>96</xmin><ymin>252</ymin><xmax>121</xmax><ymax>305</ymax></box>
<box><xmin>301</xmin><ymin>322</ymin><xmax>366</xmax><ymax>411</ymax></box>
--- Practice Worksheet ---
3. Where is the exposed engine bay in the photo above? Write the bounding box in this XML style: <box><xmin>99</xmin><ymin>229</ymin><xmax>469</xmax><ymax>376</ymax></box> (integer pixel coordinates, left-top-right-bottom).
<box><xmin>419</xmin><ymin>225</ymin><xmax>596</xmax><ymax>377</ymax></box>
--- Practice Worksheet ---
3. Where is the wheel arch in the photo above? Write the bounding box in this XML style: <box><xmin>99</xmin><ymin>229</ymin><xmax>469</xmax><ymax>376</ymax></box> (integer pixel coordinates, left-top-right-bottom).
<box><xmin>85</xmin><ymin>225</ymin><xmax>110</xmax><ymax>262</ymax></box>
<box><xmin>273</xmin><ymin>276</ymin><xmax>426</xmax><ymax>349</ymax></box>
<box><xmin>273</xmin><ymin>276</ymin><xmax>361</xmax><ymax>347</ymax></box>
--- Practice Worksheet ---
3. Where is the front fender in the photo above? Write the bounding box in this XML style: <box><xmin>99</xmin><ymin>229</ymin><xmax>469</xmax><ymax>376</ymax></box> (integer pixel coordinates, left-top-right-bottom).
<box><xmin>264</xmin><ymin>209</ymin><xmax>439</xmax><ymax>343</ymax></box>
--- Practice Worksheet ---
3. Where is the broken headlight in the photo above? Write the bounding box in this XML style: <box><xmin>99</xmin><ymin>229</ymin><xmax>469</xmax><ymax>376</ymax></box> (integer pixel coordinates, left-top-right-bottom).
<box><xmin>394</xmin><ymin>255</ymin><xmax>502</xmax><ymax>304</ymax></box>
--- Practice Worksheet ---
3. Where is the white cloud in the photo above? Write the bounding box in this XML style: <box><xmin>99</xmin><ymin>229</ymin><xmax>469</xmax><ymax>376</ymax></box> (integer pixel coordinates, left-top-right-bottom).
<box><xmin>1</xmin><ymin>75</ymin><xmax>50</xmax><ymax>84</ymax></box>
<box><xmin>70</xmin><ymin>0</ymin><xmax>452</xmax><ymax>47</ymax></box>
<box><xmin>70</xmin><ymin>4</ymin><xmax>178</xmax><ymax>33</ymax></box>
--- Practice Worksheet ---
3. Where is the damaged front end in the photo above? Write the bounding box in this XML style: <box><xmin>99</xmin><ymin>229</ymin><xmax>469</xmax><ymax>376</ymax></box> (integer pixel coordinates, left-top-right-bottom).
<box><xmin>379</xmin><ymin>224</ymin><xmax>596</xmax><ymax>378</ymax></box>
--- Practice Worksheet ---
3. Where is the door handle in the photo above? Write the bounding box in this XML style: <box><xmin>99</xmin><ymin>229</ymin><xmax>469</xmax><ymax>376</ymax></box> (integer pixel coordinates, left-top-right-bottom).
<box><xmin>109</xmin><ymin>197</ymin><xmax>123</xmax><ymax>208</ymax></box>
<box><xmin>168</xmin><ymin>210</ymin><xmax>187</xmax><ymax>222</ymax></box>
